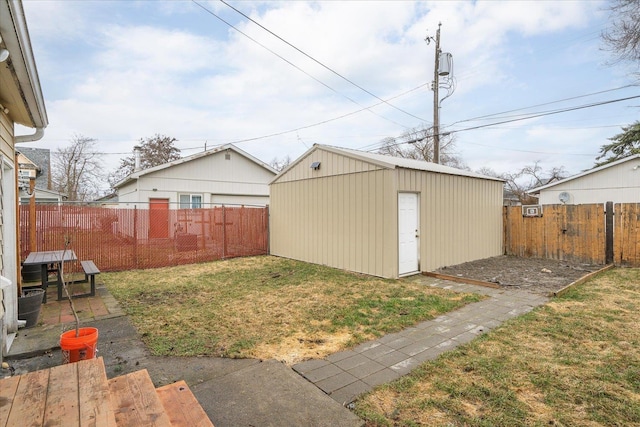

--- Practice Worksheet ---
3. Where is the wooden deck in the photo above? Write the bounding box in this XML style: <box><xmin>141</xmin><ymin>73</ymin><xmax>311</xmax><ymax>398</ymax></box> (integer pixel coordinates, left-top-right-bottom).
<box><xmin>0</xmin><ymin>357</ymin><xmax>213</xmax><ymax>427</ymax></box>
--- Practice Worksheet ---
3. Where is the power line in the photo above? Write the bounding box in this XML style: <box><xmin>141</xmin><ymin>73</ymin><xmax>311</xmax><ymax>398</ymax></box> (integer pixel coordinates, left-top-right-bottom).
<box><xmin>218</xmin><ymin>0</ymin><xmax>427</xmax><ymax>123</ymax></box>
<box><xmin>35</xmin><ymin>83</ymin><xmax>429</xmax><ymax>156</ymax></box>
<box><xmin>457</xmin><ymin>141</ymin><xmax>595</xmax><ymax>157</ymax></box>
<box><xmin>447</xmin><ymin>95</ymin><xmax>640</xmax><ymax>135</ymax></box>
<box><xmin>446</xmin><ymin>85</ymin><xmax>637</xmax><ymax>126</ymax></box>
<box><xmin>362</xmin><ymin>94</ymin><xmax>640</xmax><ymax>153</ymax></box>
<box><xmin>190</xmin><ymin>0</ymin><xmax>412</xmax><ymax>129</ymax></box>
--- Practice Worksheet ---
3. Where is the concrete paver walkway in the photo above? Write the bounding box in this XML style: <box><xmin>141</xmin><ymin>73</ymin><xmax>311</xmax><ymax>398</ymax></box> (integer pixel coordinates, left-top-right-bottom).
<box><xmin>293</xmin><ymin>276</ymin><xmax>549</xmax><ymax>406</ymax></box>
<box><xmin>9</xmin><ymin>275</ymin><xmax>552</xmax><ymax>426</ymax></box>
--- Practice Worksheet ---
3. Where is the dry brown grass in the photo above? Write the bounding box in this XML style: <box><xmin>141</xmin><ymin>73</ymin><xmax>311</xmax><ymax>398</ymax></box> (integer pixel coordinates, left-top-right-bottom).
<box><xmin>356</xmin><ymin>267</ymin><xmax>640</xmax><ymax>426</ymax></box>
<box><xmin>104</xmin><ymin>256</ymin><xmax>482</xmax><ymax>363</ymax></box>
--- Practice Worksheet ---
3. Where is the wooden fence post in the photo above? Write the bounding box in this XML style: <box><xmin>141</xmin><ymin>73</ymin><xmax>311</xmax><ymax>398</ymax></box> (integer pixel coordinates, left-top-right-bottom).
<box><xmin>29</xmin><ymin>177</ymin><xmax>36</xmax><ymax>252</ymax></box>
<box><xmin>605</xmin><ymin>201</ymin><xmax>614</xmax><ymax>264</ymax></box>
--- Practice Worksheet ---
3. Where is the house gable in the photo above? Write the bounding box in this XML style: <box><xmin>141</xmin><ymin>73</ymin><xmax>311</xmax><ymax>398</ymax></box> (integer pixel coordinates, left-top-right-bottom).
<box><xmin>531</xmin><ymin>155</ymin><xmax>640</xmax><ymax>205</ymax></box>
<box><xmin>142</xmin><ymin>148</ymin><xmax>276</xmax><ymax>194</ymax></box>
<box><xmin>117</xmin><ymin>144</ymin><xmax>276</xmax><ymax>207</ymax></box>
<box><xmin>273</xmin><ymin>144</ymin><xmax>502</xmax><ymax>184</ymax></box>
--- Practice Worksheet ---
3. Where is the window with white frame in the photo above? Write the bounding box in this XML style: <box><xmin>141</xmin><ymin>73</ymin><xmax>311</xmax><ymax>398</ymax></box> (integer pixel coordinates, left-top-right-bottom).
<box><xmin>179</xmin><ymin>194</ymin><xmax>203</xmax><ymax>209</ymax></box>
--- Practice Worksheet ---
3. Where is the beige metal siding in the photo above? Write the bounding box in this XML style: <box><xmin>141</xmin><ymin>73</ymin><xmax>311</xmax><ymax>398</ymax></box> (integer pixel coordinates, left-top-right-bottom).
<box><xmin>397</xmin><ymin>169</ymin><xmax>503</xmax><ymax>272</ymax></box>
<box><xmin>275</xmin><ymin>149</ymin><xmax>385</xmax><ymax>183</ymax></box>
<box><xmin>271</xmin><ymin>146</ymin><xmax>503</xmax><ymax>279</ymax></box>
<box><xmin>270</xmin><ymin>168</ymin><xmax>396</xmax><ymax>278</ymax></box>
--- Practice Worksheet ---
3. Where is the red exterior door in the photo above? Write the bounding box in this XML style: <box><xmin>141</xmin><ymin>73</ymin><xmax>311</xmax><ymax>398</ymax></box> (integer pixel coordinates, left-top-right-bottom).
<box><xmin>149</xmin><ymin>198</ymin><xmax>169</xmax><ymax>239</ymax></box>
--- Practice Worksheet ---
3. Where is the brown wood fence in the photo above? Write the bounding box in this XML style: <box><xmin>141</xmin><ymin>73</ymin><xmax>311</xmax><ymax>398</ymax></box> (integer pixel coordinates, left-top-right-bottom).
<box><xmin>504</xmin><ymin>203</ymin><xmax>640</xmax><ymax>266</ymax></box>
<box><xmin>19</xmin><ymin>205</ymin><xmax>269</xmax><ymax>272</ymax></box>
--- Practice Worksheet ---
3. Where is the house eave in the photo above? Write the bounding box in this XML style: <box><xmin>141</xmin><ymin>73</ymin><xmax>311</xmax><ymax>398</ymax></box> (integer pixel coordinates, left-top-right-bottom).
<box><xmin>0</xmin><ymin>0</ymin><xmax>48</xmax><ymax>129</ymax></box>
<box><xmin>529</xmin><ymin>154</ymin><xmax>640</xmax><ymax>194</ymax></box>
<box><xmin>271</xmin><ymin>143</ymin><xmax>504</xmax><ymax>184</ymax></box>
<box><xmin>115</xmin><ymin>143</ymin><xmax>277</xmax><ymax>189</ymax></box>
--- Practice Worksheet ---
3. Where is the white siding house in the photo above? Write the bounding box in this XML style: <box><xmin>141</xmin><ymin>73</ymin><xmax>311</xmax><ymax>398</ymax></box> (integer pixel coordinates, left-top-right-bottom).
<box><xmin>270</xmin><ymin>145</ymin><xmax>504</xmax><ymax>279</ymax></box>
<box><xmin>529</xmin><ymin>154</ymin><xmax>640</xmax><ymax>205</ymax></box>
<box><xmin>114</xmin><ymin>144</ymin><xmax>277</xmax><ymax>209</ymax></box>
<box><xmin>114</xmin><ymin>144</ymin><xmax>276</xmax><ymax>241</ymax></box>
<box><xmin>0</xmin><ymin>0</ymin><xmax>48</xmax><ymax>359</ymax></box>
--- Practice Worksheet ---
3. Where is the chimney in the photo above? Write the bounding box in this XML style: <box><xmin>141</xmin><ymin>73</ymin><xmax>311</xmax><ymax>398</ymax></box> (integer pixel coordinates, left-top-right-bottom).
<box><xmin>133</xmin><ymin>146</ymin><xmax>141</xmax><ymax>172</ymax></box>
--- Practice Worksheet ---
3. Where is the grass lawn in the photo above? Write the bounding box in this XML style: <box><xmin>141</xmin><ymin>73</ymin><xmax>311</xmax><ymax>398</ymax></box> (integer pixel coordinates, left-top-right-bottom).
<box><xmin>103</xmin><ymin>256</ymin><xmax>483</xmax><ymax>363</ymax></box>
<box><xmin>355</xmin><ymin>267</ymin><xmax>640</xmax><ymax>426</ymax></box>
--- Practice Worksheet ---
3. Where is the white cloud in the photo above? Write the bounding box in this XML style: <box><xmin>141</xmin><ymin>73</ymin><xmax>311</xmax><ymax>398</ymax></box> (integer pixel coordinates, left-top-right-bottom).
<box><xmin>19</xmin><ymin>0</ymin><xmax>635</xmax><ymax>192</ymax></box>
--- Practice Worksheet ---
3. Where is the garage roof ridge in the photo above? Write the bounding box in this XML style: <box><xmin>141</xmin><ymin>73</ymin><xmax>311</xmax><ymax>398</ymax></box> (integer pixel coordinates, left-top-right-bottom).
<box><xmin>316</xmin><ymin>144</ymin><xmax>504</xmax><ymax>182</ymax></box>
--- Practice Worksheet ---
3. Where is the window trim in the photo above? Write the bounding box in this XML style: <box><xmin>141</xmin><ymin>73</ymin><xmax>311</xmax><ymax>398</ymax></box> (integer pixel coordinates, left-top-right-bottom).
<box><xmin>179</xmin><ymin>193</ymin><xmax>203</xmax><ymax>209</ymax></box>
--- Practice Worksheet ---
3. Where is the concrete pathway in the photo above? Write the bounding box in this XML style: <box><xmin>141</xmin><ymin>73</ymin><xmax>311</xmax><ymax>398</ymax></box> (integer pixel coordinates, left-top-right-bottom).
<box><xmin>8</xmin><ymin>276</ymin><xmax>550</xmax><ymax>426</ymax></box>
<box><xmin>293</xmin><ymin>276</ymin><xmax>549</xmax><ymax>406</ymax></box>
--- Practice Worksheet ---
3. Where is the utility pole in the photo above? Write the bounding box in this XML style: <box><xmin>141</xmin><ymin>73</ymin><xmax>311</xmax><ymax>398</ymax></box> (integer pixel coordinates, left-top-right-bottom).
<box><xmin>432</xmin><ymin>23</ymin><xmax>442</xmax><ymax>164</ymax></box>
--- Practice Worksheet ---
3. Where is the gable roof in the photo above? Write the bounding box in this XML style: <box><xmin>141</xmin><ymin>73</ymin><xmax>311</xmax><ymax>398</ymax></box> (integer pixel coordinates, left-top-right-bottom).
<box><xmin>529</xmin><ymin>154</ymin><xmax>640</xmax><ymax>194</ymax></box>
<box><xmin>17</xmin><ymin>147</ymin><xmax>50</xmax><ymax>189</ymax></box>
<box><xmin>274</xmin><ymin>144</ymin><xmax>503</xmax><ymax>183</ymax></box>
<box><xmin>114</xmin><ymin>143</ymin><xmax>277</xmax><ymax>188</ymax></box>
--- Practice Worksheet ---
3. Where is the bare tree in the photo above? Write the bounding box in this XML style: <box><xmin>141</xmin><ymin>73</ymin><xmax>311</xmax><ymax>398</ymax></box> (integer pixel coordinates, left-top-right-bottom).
<box><xmin>270</xmin><ymin>155</ymin><xmax>291</xmax><ymax>172</ymax></box>
<box><xmin>377</xmin><ymin>124</ymin><xmax>467</xmax><ymax>169</ymax></box>
<box><xmin>602</xmin><ymin>0</ymin><xmax>640</xmax><ymax>71</ymax></box>
<box><xmin>52</xmin><ymin>135</ymin><xmax>104</xmax><ymax>201</ymax></box>
<box><xmin>109</xmin><ymin>134</ymin><xmax>181</xmax><ymax>188</ymax></box>
<box><xmin>483</xmin><ymin>162</ymin><xmax>567</xmax><ymax>205</ymax></box>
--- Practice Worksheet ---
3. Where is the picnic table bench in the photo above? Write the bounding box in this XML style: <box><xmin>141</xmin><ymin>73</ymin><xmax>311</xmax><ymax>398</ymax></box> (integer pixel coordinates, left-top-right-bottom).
<box><xmin>0</xmin><ymin>357</ymin><xmax>214</xmax><ymax>426</ymax></box>
<box><xmin>79</xmin><ymin>260</ymin><xmax>100</xmax><ymax>298</ymax></box>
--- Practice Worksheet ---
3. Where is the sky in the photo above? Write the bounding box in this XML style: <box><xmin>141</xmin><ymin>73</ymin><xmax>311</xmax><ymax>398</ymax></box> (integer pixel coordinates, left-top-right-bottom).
<box><xmin>16</xmin><ymin>0</ymin><xmax>640</xmax><ymax>192</ymax></box>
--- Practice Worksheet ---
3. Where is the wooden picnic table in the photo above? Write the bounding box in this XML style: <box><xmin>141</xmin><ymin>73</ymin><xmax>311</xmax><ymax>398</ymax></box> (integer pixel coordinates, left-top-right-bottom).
<box><xmin>23</xmin><ymin>250</ymin><xmax>77</xmax><ymax>303</ymax></box>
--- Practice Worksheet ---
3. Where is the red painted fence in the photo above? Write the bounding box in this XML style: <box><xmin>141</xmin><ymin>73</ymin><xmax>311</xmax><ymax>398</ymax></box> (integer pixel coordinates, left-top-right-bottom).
<box><xmin>19</xmin><ymin>204</ymin><xmax>269</xmax><ymax>272</ymax></box>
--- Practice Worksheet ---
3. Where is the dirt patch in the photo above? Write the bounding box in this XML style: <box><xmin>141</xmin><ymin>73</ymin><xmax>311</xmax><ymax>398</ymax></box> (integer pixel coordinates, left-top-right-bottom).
<box><xmin>434</xmin><ymin>256</ymin><xmax>603</xmax><ymax>296</ymax></box>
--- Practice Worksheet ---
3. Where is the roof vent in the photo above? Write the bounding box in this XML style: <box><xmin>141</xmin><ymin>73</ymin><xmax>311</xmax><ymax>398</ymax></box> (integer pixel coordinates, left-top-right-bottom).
<box><xmin>310</xmin><ymin>161</ymin><xmax>321</xmax><ymax>170</ymax></box>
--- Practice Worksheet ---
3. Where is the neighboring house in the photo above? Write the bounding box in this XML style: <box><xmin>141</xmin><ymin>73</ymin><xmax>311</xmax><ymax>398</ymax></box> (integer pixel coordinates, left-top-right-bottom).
<box><xmin>17</xmin><ymin>147</ymin><xmax>50</xmax><ymax>189</ymax></box>
<box><xmin>270</xmin><ymin>144</ymin><xmax>504</xmax><ymax>279</ymax></box>
<box><xmin>91</xmin><ymin>192</ymin><xmax>119</xmax><ymax>208</ymax></box>
<box><xmin>16</xmin><ymin>148</ymin><xmax>64</xmax><ymax>204</ymax></box>
<box><xmin>0</xmin><ymin>0</ymin><xmax>48</xmax><ymax>359</ymax></box>
<box><xmin>19</xmin><ymin>187</ymin><xmax>63</xmax><ymax>205</ymax></box>
<box><xmin>503</xmin><ymin>189</ymin><xmax>521</xmax><ymax>206</ymax></box>
<box><xmin>529</xmin><ymin>154</ymin><xmax>640</xmax><ymax>205</ymax></box>
<box><xmin>114</xmin><ymin>144</ymin><xmax>276</xmax><ymax>239</ymax></box>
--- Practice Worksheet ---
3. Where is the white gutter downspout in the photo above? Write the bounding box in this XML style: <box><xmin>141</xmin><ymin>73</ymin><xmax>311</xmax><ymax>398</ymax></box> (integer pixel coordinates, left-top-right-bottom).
<box><xmin>15</xmin><ymin>127</ymin><xmax>45</xmax><ymax>143</ymax></box>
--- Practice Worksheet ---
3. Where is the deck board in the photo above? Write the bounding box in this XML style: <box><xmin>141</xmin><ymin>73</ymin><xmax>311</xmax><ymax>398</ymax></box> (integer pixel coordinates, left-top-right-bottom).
<box><xmin>156</xmin><ymin>380</ymin><xmax>214</xmax><ymax>427</ymax></box>
<box><xmin>108</xmin><ymin>369</ymin><xmax>172</xmax><ymax>427</ymax></box>
<box><xmin>0</xmin><ymin>375</ymin><xmax>20</xmax><ymax>425</ymax></box>
<box><xmin>77</xmin><ymin>358</ymin><xmax>117</xmax><ymax>427</ymax></box>
<box><xmin>0</xmin><ymin>357</ymin><xmax>211</xmax><ymax>427</ymax></box>
<box><xmin>4</xmin><ymin>368</ymin><xmax>49</xmax><ymax>426</ymax></box>
<box><xmin>44</xmin><ymin>361</ymin><xmax>79</xmax><ymax>426</ymax></box>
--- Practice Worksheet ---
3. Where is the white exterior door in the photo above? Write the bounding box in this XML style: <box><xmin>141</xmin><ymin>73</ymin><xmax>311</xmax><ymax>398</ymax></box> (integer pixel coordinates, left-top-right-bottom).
<box><xmin>398</xmin><ymin>192</ymin><xmax>419</xmax><ymax>276</ymax></box>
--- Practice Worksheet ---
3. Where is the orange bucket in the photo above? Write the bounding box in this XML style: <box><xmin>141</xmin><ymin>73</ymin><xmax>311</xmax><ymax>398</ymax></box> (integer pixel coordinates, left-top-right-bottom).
<box><xmin>60</xmin><ymin>327</ymin><xmax>99</xmax><ymax>363</ymax></box>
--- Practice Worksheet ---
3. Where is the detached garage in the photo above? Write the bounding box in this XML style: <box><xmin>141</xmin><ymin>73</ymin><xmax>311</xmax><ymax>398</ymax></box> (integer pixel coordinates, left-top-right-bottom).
<box><xmin>269</xmin><ymin>144</ymin><xmax>504</xmax><ymax>279</ymax></box>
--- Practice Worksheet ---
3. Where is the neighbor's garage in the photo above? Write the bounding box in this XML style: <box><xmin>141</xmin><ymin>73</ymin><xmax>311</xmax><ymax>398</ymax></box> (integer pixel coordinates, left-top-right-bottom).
<box><xmin>269</xmin><ymin>144</ymin><xmax>504</xmax><ymax>279</ymax></box>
